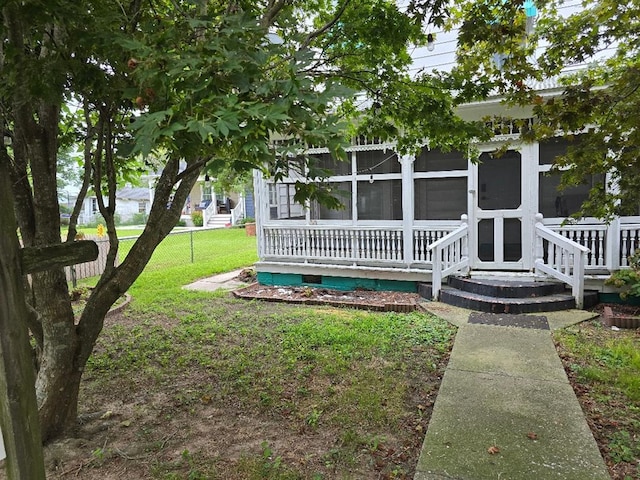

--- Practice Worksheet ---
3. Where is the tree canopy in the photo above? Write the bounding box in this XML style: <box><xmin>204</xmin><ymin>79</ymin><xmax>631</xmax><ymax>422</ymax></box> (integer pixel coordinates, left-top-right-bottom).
<box><xmin>452</xmin><ymin>0</ymin><xmax>640</xmax><ymax>220</ymax></box>
<box><xmin>0</xmin><ymin>0</ymin><xmax>487</xmax><ymax>450</ymax></box>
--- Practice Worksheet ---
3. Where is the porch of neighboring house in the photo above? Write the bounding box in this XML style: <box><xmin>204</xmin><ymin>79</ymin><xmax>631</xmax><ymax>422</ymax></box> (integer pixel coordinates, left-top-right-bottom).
<box><xmin>252</xmin><ymin>134</ymin><xmax>640</xmax><ymax>310</ymax></box>
<box><xmin>191</xmin><ymin>177</ymin><xmax>250</xmax><ymax>228</ymax></box>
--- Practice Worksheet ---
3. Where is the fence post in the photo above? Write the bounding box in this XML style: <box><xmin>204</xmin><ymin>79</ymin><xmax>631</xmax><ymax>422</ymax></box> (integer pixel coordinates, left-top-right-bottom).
<box><xmin>190</xmin><ymin>230</ymin><xmax>194</xmax><ymax>263</ymax></box>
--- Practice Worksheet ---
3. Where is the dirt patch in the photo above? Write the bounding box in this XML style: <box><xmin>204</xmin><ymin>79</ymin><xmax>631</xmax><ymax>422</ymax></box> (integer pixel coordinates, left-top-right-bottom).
<box><xmin>234</xmin><ymin>283</ymin><xmax>422</xmax><ymax>313</ymax></box>
<box><xmin>14</xmin><ymin>293</ymin><xmax>450</xmax><ymax>480</ymax></box>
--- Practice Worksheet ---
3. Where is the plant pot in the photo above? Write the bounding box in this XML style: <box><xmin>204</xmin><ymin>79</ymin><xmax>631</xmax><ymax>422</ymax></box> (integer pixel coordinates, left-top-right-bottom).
<box><xmin>245</xmin><ymin>222</ymin><xmax>256</xmax><ymax>236</ymax></box>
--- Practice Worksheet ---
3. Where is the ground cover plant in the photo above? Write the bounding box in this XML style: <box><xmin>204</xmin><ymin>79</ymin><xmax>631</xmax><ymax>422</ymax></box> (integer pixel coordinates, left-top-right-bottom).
<box><xmin>554</xmin><ymin>319</ymin><xmax>640</xmax><ymax>480</ymax></box>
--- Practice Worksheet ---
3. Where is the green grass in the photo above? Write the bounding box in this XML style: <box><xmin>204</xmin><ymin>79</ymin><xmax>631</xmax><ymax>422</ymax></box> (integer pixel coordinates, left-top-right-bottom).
<box><xmin>87</xmin><ymin>303</ymin><xmax>454</xmax><ymax>478</ymax></box>
<box><xmin>555</xmin><ymin>320</ymin><xmax>640</xmax><ymax>475</ymax></box>
<box><xmin>81</xmin><ymin>247</ymin><xmax>454</xmax><ymax>479</ymax></box>
<box><xmin>75</xmin><ymin>226</ymin><xmax>455</xmax><ymax>478</ymax></box>
<box><xmin>76</xmin><ymin>228</ymin><xmax>258</xmax><ymax>296</ymax></box>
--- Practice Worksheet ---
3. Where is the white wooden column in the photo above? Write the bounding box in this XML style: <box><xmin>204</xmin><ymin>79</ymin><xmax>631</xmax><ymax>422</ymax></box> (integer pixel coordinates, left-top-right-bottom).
<box><xmin>606</xmin><ymin>170</ymin><xmax>621</xmax><ymax>271</ymax></box>
<box><xmin>400</xmin><ymin>153</ymin><xmax>415</xmax><ymax>266</ymax></box>
<box><xmin>253</xmin><ymin>170</ymin><xmax>266</xmax><ymax>259</ymax></box>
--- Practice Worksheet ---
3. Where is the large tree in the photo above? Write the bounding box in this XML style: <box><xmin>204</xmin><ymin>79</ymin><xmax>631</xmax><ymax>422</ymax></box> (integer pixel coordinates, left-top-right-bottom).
<box><xmin>452</xmin><ymin>0</ymin><xmax>640</xmax><ymax>220</ymax></box>
<box><xmin>0</xmin><ymin>0</ymin><xmax>486</xmax><ymax>443</ymax></box>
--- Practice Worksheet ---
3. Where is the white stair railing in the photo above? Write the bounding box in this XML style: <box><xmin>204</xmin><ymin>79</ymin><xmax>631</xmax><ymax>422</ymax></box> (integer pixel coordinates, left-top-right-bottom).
<box><xmin>202</xmin><ymin>200</ymin><xmax>217</xmax><ymax>227</ymax></box>
<box><xmin>230</xmin><ymin>196</ymin><xmax>245</xmax><ymax>226</ymax></box>
<box><xmin>534</xmin><ymin>213</ymin><xmax>590</xmax><ymax>308</ymax></box>
<box><xmin>428</xmin><ymin>215</ymin><xmax>470</xmax><ymax>300</ymax></box>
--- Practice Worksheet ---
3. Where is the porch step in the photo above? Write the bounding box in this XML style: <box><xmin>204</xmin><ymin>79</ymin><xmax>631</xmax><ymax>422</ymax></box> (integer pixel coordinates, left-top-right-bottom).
<box><xmin>206</xmin><ymin>214</ymin><xmax>231</xmax><ymax>228</ymax></box>
<box><xmin>420</xmin><ymin>276</ymin><xmax>599</xmax><ymax>314</ymax></box>
<box><xmin>439</xmin><ymin>287</ymin><xmax>576</xmax><ymax>314</ymax></box>
<box><xmin>448</xmin><ymin>276</ymin><xmax>566</xmax><ymax>298</ymax></box>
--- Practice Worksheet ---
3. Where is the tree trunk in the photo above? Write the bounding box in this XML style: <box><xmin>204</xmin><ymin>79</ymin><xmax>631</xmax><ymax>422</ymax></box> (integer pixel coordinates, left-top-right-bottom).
<box><xmin>0</xmin><ymin>155</ymin><xmax>46</xmax><ymax>479</ymax></box>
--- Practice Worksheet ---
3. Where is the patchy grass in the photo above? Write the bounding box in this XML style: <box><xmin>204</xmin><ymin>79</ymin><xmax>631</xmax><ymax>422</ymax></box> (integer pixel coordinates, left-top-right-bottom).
<box><xmin>41</xmin><ymin>228</ymin><xmax>454</xmax><ymax>479</ymax></box>
<box><xmin>554</xmin><ymin>319</ymin><xmax>640</xmax><ymax>480</ymax></box>
<box><xmin>53</xmin><ymin>297</ymin><xmax>454</xmax><ymax>479</ymax></box>
<box><xmin>75</xmin><ymin>300</ymin><xmax>454</xmax><ymax>479</ymax></box>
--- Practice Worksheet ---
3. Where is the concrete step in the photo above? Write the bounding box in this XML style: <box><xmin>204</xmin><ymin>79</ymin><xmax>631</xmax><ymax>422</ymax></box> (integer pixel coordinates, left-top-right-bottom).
<box><xmin>439</xmin><ymin>286</ymin><xmax>576</xmax><ymax>314</ymax></box>
<box><xmin>419</xmin><ymin>276</ymin><xmax>599</xmax><ymax>313</ymax></box>
<box><xmin>448</xmin><ymin>275</ymin><xmax>566</xmax><ymax>298</ymax></box>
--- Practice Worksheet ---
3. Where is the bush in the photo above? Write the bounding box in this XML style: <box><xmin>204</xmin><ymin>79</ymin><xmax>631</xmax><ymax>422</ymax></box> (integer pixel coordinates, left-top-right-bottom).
<box><xmin>191</xmin><ymin>211</ymin><xmax>203</xmax><ymax>227</ymax></box>
<box><xmin>237</xmin><ymin>216</ymin><xmax>255</xmax><ymax>225</ymax></box>
<box><xmin>605</xmin><ymin>249</ymin><xmax>640</xmax><ymax>299</ymax></box>
<box><xmin>175</xmin><ymin>219</ymin><xmax>187</xmax><ymax>227</ymax></box>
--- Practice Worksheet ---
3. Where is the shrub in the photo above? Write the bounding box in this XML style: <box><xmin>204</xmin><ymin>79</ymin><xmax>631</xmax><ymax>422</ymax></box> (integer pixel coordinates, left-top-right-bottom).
<box><xmin>605</xmin><ymin>249</ymin><xmax>640</xmax><ymax>299</ymax></box>
<box><xmin>191</xmin><ymin>211</ymin><xmax>203</xmax><ymax>227</ymax></box>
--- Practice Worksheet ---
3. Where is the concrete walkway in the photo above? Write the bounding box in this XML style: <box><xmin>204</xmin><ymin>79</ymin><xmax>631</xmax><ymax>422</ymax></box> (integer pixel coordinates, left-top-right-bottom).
<box><xmin>415</xmin><ymin>303</ymin><xmax>610</xmax><ymax>480</ymax></box>
<box><xmin>183</xmin><ymin>269</ymin><xmax>249</xmax><ymax>292</ymax></box>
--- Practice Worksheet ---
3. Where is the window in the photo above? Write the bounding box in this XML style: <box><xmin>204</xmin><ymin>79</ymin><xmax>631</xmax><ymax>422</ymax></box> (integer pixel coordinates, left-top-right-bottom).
<box><xmin>269</xmin><ymin>183</ymin><xmax>305</xmax><ymax>220</ymax></box>
<box><xmin>415</xmin><ymin>147</ymin><xmax>467</xmax><ymax>172</ymax></box>
<box><xmin>539</xmin><ymin>136</ymin><xmax>584</xmax><ymax>165</ymax></box>
<box><xmin>539</xmin><ymin>172</ymin><xmax>605</xmax><ymax>218</ymax></box>
<box><xmin>138</xmin><ymin>201</ymin><xmax>147</xmax><ymax>213</ymax></box>
<box><xmin>310</xmin><ymin>152</ymin><xmax>351</xmax><ymax>176</ymax></box>
<box><xmin>356</xmin><ymin>150</ymin><xmax>400</xmax><ymax>174</ymax></box>
<box><xmin>538</xmin><ymin>136</ymin><xmax>604</xmax><ymax>217</ymax></box>
<box><xmin>202</xmin><ymin>183</ymin><xmax>212</xmax><ymax>202</ymax></box>
<box><xmin>357</xmin><ymin>179</ymin><xmax>402</xmax><ymax>220</ymax></box>
<box><xmin>91</xmin><ymin>198</ymin><xmax>98</xmax><ymax>213</ymax></box>
<box><xmin>311</xmin><ymin>182</ymin><xmax>352</xmax><ymax>220</ymax></box>
<box><xmin>415</xmin><ymin>178</ymin><xmax>468</xmax><ymax>220</ymax></box>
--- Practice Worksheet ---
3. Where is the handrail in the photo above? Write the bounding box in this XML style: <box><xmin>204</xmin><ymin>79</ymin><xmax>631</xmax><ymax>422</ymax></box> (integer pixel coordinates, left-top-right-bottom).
<box><xmin>202</xmin><ymin>200</ymin><xmax>217</xmax><ymax>227</ymax></box>
<box><xmin>230</xmin><ymin>196</ymin><xmax>245</xmax><ymax>226</ymax></box>
<box><xmin>534</xmin><ymin>213</ymin><xmax>590</xmax><ymax>308</ymax></box>
<box><xmin>428</xmin><ymin>214</ymin><xmax>469</xmax><ymax>300</ymax></box>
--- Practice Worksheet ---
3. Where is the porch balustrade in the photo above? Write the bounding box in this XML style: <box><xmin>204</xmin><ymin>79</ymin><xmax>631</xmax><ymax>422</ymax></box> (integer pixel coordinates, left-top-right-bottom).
<box><xmin>428</xmin><ymin>215</ymin><xmax>470</xmax><ymax>301</ymax></box>
<box><xmin>534</xmin><ymin>214</ymin><xmax>590</xmax><ymax>308</ymax></box>
<box><xmin>260</xmin><ymin>217</ymin><xmax>640</xmax><ymax>288</ymax></box>
<box><xmin>230</xmin><ymin>196</ymin><xmax>245</xmax><ymax>226</ymax></box>
<box><xmin>262</xmin><ymin>224</ymin><xmax>459</xmax><ymax>266</ymax></box>
<box><xmin>549</xmin><ymin>224</ymin><xmax>606</xmax><ymax>269</ymax></box>
<box><xmin>262</xmin><ymin>226</ymin><xmax>404</xmax><ymax>264</ymax></box>
<box><xmin>620</xmin><ymin>222</ymin><xmax>640</xmax><ymax>267</ymax></box>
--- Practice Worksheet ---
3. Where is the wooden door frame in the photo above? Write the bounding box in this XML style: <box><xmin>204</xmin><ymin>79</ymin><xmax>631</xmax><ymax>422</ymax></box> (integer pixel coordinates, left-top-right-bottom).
<box><xmin>467</xmin><ymin>141</ymin><xmax>538</xmax><ymax>271</ymax></box>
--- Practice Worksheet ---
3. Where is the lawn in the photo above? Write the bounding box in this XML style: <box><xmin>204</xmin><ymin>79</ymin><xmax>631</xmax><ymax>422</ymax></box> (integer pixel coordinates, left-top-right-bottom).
<box><xmin>44</xmin><ymin>226</ymin><xmax>640</xmax><ymax>479</ymax></box>
<box><xmin>46</xmin><ymin>228</ymin><xmax>456</xmax><ymax>479</ymax></box>
<box><xmin>555</xmin><ymin>319</ymin><xmax>640</xmax><ymax>480</ymax></box>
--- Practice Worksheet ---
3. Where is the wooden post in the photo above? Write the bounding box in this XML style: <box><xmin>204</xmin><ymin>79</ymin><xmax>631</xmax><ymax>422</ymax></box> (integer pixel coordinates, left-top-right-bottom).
<box><xmin>0</xmin><ymin>164</ymin><xmax>46</xmax><ymax>479</ymax></box>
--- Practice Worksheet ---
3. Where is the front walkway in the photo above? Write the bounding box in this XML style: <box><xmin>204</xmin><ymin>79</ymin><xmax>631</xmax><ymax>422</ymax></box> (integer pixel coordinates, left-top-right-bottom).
<box><xmin>415</xmin><ymin>303</ymin><xmax>610</xmax><ymax>480</ymax></box>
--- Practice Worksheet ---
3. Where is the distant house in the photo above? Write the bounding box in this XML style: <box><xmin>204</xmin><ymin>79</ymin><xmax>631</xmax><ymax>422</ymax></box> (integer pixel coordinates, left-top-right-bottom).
<box><xmin>77</xmin><ymin>186</ymin><xmax>151</xmax><ymax>225</ymax></box>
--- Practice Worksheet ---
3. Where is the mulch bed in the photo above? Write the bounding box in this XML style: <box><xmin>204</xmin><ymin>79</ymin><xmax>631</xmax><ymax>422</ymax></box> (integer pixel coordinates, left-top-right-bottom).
<box><xmin>233</xmin><ymin>283</ymin><xmax>422</xmax><ymax>313</ymax></box>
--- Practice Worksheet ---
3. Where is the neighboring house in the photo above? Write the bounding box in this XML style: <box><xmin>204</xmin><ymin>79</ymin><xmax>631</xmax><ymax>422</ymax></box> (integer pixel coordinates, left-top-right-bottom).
<box><xmin>77</xmin><ymin>186</ymin><xmax>152</xmax><ymax>225</ymax></box>
<box><xmin>251</xmin><ymin>91</ymin><xmax>640</xmax><ymax>310</ymax></box>
<box><xmin>190</xmin><ymin>174</ymin><xmax>251</xmax><ymax>228</ymax></box>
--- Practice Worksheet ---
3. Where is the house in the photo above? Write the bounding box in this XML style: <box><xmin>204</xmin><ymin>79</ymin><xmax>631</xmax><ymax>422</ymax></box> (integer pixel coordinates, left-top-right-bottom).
<box><xmin>249</xmin><ymin>2</ymin><xmax>640</xmax><ymax>312</ymax></box>
<box><xmin>76</xmin><ymin>186</ymin><xmax>152</xmax><ymax>225</ymax></box>
<box><xmin>251</xmin><ymin>92</ymin><xmax>640</xmax><ymax>311</ymax></box>
<box><xmin>188</xmin><ymin>175</ymin><xmax>251</xmax><ymax>228</ymax></box>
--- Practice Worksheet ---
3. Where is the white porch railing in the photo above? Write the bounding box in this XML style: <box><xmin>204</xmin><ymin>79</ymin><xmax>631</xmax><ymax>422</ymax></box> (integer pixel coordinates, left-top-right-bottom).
<box><xmin>231</xmin><ymin>196</ymin><xmax>245</xmax><ymax>226</ymax></box>
<box><xmin>428</xmin><ymin>215</ymin><xmax>470</xmax><ymax>300</ymax></box>
<box><xmin>412</xmin><ymin>226</ymin><xmax>459</xmax><ymax>263</ymax></box>
<box><xmin>620</xmin><ymin>222</ymin><xmax>640</xmax><ymax>267</ymax></box>
<box><xmin>202</xmin><ymin>200</ymin><xmax>217</xmax><ymax>227</ymax></box>
<box><xmin>549</xmin><ymin>224</ymin><xmax>607</xmax><ymax>269</ymax></box>
<box><xmin>534</xmin><ymin>213</ymin><xmax>590</xmax><ymax>308</ymax></box>
<box><xmin>262</xmin><ymin>225</ymin><xmax>405</xmax><ymax>264</ymax></box>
